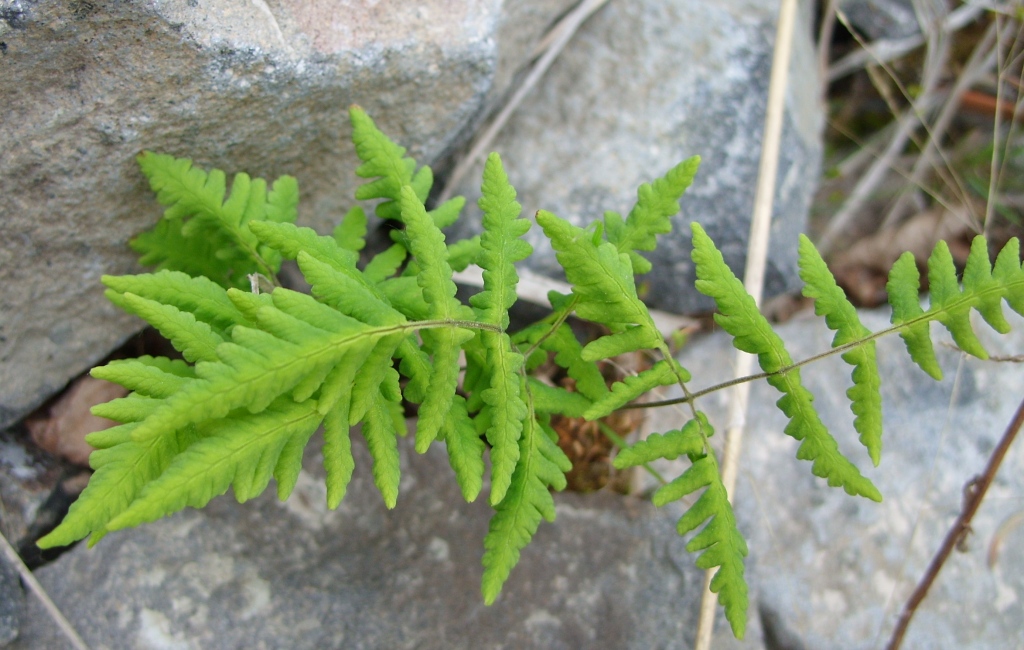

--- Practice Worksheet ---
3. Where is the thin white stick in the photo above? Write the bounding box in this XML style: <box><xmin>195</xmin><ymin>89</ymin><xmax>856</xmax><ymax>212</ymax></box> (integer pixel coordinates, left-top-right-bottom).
<box><xmin>0</xmin><ymin>530</ymin><xmax>90</xmax><ymax>650</ymax></box>
<box><xmin>692</xmin><ymin>0</ymin><xmax>797</xmax><ymax>647</ymax></box>
<box><xmin>437</xmin><ymin>0</ymin><xmax>612</xmax><ymax>203</ymax></box>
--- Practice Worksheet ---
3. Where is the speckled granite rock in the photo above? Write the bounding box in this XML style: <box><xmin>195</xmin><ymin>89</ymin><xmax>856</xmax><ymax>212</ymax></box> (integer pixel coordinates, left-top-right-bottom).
<box><xmin>446</xmin><ymin>0</ymin><xmax>824</xmax><ymax>316</ymax></box>
<box><xmin>0</xmin><ymin>0</ymin><xmax>575</xmax><ymax>429</ymax></box>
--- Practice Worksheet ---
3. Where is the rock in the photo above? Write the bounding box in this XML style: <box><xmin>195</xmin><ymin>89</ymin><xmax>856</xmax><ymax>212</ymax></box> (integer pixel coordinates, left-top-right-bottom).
<box><xmin>642</xmin><ymin>307</ymin><xmax>1024</xmax><ymax>647</ymax></box>
<box><xmin>445</xmin><ymin>0</ymin><xmax>823</xmax><ymax>316</ymax></box>
<box><xmin>0</xmin><ymin>0</ymin><xmax>576</xmax><ymax>429</ymax></box>
<box><xmin>13</xmin><ymin>431</ymin><xmax>713</xmax><ymax>649</ymax></box>
<box><xmin>0</xmin><ymin>552</ymin><xmax>22</xmax><ymax>648</ymax></box>
<box><xmin>837</xmin><ymin>0</ymin><xmax>940</xmax><ymax>41</ymax></box>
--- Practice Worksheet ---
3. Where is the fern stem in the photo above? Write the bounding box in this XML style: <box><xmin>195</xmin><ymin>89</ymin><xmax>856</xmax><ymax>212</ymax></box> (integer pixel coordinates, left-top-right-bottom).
<box><xmin>886</xmin><ymin>394</ymin><xmax>1024</xmax><ymax>649</ymax></box>
<box><xmin>625</xmin><ymin>304</ymin><xmax>1010</xmax><ymax>412</ymax></box>
<box><xmin>522</xmin><ymin>295</ymin><xmax>580</xmax><ymax>360</ymax></box>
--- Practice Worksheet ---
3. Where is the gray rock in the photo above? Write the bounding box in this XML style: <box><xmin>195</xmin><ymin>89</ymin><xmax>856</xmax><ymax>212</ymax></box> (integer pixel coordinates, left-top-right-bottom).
<box><xmin>0</xmin><ymin>0</ymin><xmax>575</xmax><ymax>429</ymax></box>
<box><xmin>0</xmin><ymin>553</ymin><xmax>22</xmax><ymax>648</ymax></box>
<box><xmin>446</xmin><ymin>0</ymin><xmax>823</xmax><ymax>316</ymax></box>
<box><xmin>838</xmin><ymin>0</ymin><xmax>941</xmax><ymax>41</ymax></box>
<box><xmin>642</xmin><ymin>306</ymin><xmax>1024</xmax><ymax>648</ymax></box>
<box><xmin>13</xmin><ymin>431</ymin><xmax>715</xmax><ymax>649</ymax></box>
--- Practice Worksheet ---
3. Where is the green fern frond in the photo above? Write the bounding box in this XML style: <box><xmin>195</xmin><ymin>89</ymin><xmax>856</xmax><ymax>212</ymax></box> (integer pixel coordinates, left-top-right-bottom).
<box><xmin>463</xmin><ymin>153</ymin><xmax>533</xmax><ymax>505</ymax></box>
<box><xmin>37</xmin><ymin>421</ymin><xmax>201</xmax><ymax>548</ymax></box>
<box><xmin>440</xmin><ymin>395</ymin><xmax>486</xmax><ymax>502</ymax></box>
<box><xmin>91</xmin><ymin>357</ymin><xmax>194</xmax><ymax>399</ymax></box>
<box><xmin>993</xmin><ymin>238</ymin><xmax>1024</xmax><ymax>315</ymax></box>
<box><xmin>334</xmin><ymin>206</ymin><xmax>368</xmax><ymax>253</ymax></box>
<box><xmin>887</xmin><ymin>252</ymin><xmax>943</xmax><ymax>380</ymax></box>
<box><xmin>249</xmin><ymin>221</ymin><xmax>359</xmax><ymax>271</ymax></box>
<box><xmin>363</xmin><ymin>244</ymin><xmax>408</xmax><ymax>284</ymax></box>
<box><xmin>107</xmin><ymin>398</ymin><xmax>321</xmax><ymax>531</ymax></box>
<box><xmin>469</xmin><ymin>153</ymin><xmax>533</xmax><ymax>327</ymax></box>
<box><xmin>323</xmin><ymin>400</ymin><xmax>355</xmax><ymax>509</ymax></box>
<box><xmin>116</xmin><ymin>293</ymin><xmax>224</xmax><ymax>364</ymax></box>
<box><xmin>612</xmin><ymin>414</ymin><xmax>709</xmax><ymax>468</ymax></box>
<box><xmin>657</xmin><ymin>456</ymin><xmax>748</xmax><ymax>637</ymax></box>
<box><xmin>103</xmin><ymin>271</ymin><xmax>252</xmax><ymax>334</ymax></box>
<box><xmin>583</xmin><ymin>359</ymin><xmax>683</xmax><ymax>420</ymax></box>
<box><xmin>927</xmin><ymin>239</ymin><xmax>988</xmax><ymax>359</ymax></box>
<box><xmin>481</xmin><ymin>405</ymin><xmax>572</xmax><ymax>605</ymax></box>
<box><xmin>605</xmin><ymin>156</ymin><xmax>700</xmax><ymax>274</ymax></box>
<box><xmin>350</xmin><ymin>106</ymin><xmax>418</xmax><ymax>221</ymax></box>
<box><xmin>480</xmin><ymin>332</ymin><xmax>527</xmax><ymax>506</ymax></box>
<box><xmin>581</xmin><ymin>324</ymin><xmax>663</xmax><ymax>362</ymax></box>
<box><xmin>135</xmin><ymin>152</ymin><xmax>294</xmax><ymax>286</ymax></box>
<box><xmin>535</xmin><ymin>210</ymin><xmax>658</xmax><ymax>339</ymax></box>
<box><xmin>525</xmin><ymin>378</ymin><xmax>592</xmax><ymax>417</ymax></box>
<box><xmin>399</xmin><ymin>186</ymin><xmax>476</xmax><ymax>448</ymax></box>
<box><xmin>359</xmin><ymin>372</ymin><xmax>405</xmax><ymax>509</ymax></box>
<box><xmin>691</xmin><ymin>223</ymin><xmax>881</xmax><ymax>501</ymax></box>
<box><xmin>798</xmin><ymin>236</ymin><xmax>883</xmax><ymax>465</ymax></box>
<box><xmin>514</xmin><ymin>322</ymin><xmax>608</xmax><ymax>402</ymax></box>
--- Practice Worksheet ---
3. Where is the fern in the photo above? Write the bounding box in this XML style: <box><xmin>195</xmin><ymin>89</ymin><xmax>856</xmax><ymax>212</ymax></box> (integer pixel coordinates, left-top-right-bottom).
<box><xmin>39</xmin><ymin>108</ymin><xmax>1024</xmax><ymax>643</ymax></box>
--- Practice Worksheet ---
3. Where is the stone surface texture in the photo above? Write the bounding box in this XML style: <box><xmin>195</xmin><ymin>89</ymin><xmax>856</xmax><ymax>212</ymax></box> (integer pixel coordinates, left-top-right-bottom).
<box><xmin>0</xmin><ymin>0</ymin><xmax>575</xmax><ymax>429</ymax></box>
<box><xmin>446</xmin><ymin>0</ymin><xmax>823</xmax><ymax>316</ymax></box>
<box><xmin>838</xmin><ymin>0</ymin><xmax>938</xmax><ymax>41</ymax></box>
<box><xmin>643</xmin><ymin>308</ymin><xmax>1024</xmax><ymax>649</ymax></box>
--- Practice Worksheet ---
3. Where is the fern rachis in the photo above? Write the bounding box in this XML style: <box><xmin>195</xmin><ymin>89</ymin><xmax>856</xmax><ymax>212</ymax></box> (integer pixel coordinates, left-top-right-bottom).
<box><xmin>38</xmin><ymin>106</ymin><xmax>1024</xmax><ymax>642</ymax></box>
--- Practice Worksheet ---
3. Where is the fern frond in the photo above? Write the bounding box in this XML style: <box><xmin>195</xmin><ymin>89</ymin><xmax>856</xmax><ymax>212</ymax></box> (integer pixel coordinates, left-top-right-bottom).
<box><xmin>249</xmin><ymin>221</ymin><xmax>358</xmax><ymax>271</ymax></box>
<box><xmin>481</xmin><ymin>407</ymin><xmax>571</xmax><ymax>605</ymax></box>
<box><xmin>514</xmin><ymin>322</ymin><xmax>608</xmax><ymax>402</ymax></box>
<box><xmin>105</xmin><ymin>398</ymin><xmax>322</xmax><ymax>530</ymax></box>
<box><xmin>440</xmin><ymin>395</ymin><xmax>486</xmax><ymax>502</ymax></box>
<box><xmin>480</xmin><ymin>332</ymin><xmax>527</xmax><ymax>506</ymax></box>
<box><xmin>536</xmin><ymin>210</ymin><xmax>658</xmax><ymax>339</ymax></box>
<box><xmin>525</xmin><ymin>378</ymin><xmax>592</xmax><ymax>417</ymax></box>
<box><xmin>469</xmin><ymin>153</ymin><xmax>532</xmax><ymax>328</ymax></box>
<box><xmin>363</xmin><ymin>244</ymin><xmax>408</xmax><ymax>284</ymax></box>
<box><xmin>612</xmin><ymin>414</ymin><xmax>709</xmax><ymax>468</ymax></box>
<box><xmin>361</xmin><ymin>375</ymin><xmax>404</xmax><ymax>509</ymax></box>
<box><xmin>400</xmin><ymin>186</ymin><xmax>475</xmax><ymax>448</ymax></box>
<box><xmin>91</xmin><ymin>357</ymin><xmax>194</xmax><ymax>399</ymax></box>
<box><xmin>37</xmin><ymin>422</ymin><xmax>200</xmax><ymax>548</ymax></box>
<box><xmin>350</xmin><ymin>105</ymin><xmax>461</xmax><ymax>230</ymax></box>
<box><xmin>798</xmin><ymin>236</ymin><xmax>883</xmax><ymax>466</ymax></box>
<box><xmin>927</xmin><ymin>240</ymin><xmax>988</xmax><ymax>359</ymax></box>
<box><xmin>463</xmin><ymin>153</ymin><xmax>533</xmax><ymax>505</ymax></box>
<box><xmin>135</xmin><ymin>152</ymin><xmax>293</xmax><ymax>286</ymax></box>
<box><xmin>581</xmin><ymin>325</ymin><xmax>663</xmax><ymax>362</ymax></box>
<box><xmin>323</xmin><ymin>399</ymin><xmax>355</xmax><ymax>509</ymax></box>
<box><xmin>334</xmin><ymin>206</ymin><xmax>368</xmax><ymax>253</ymax></box>
<box><xmin>103</xmin><ymin>271</ymin><xmax>251</xmax><ymax>334</ymax></box>
<box><xmin>583</xmin><ymin>359</ymin><xmax>683</xmax><ymax>420</ymax></box>
<box><xmin>656</xmin><ymin>455</ymin><xmax>748</xmax><ymax>638</ymax></box>
<box><xmin>993</xmin><ymin>238</ymin><xmax>1024</xmax><ymax>315</ymax></box>
<box><xmin>114</xmin><ymin>293</ymin><xmax>223</xmax><ymax>364</ymax></box>
<box><xmin>887</xmin><ymin>252</ymin><xmax>943</xmax><ymax>380</ymax></box>
<box><xmin>605</xmin><ymin>156</ymin><xmax>700</xmax><ymax>274</ymax></box>
<box><xmin>265</xmin><ymin>174</ymin><xmax>299</xmax><ymax>225</ymax></box>
<box><xmin>691</xmin><ymin>223</ymin><xmax>881</xmax><ymax>501</ymax></box>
